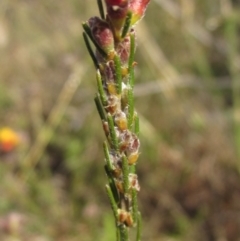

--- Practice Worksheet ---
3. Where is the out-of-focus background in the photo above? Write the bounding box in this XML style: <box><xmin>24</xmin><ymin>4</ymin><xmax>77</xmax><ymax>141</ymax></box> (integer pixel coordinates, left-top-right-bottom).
<box><xmin>0</xmin><ymin>0</ymin><xmax>240</xmax><ymax>240</ymax></box>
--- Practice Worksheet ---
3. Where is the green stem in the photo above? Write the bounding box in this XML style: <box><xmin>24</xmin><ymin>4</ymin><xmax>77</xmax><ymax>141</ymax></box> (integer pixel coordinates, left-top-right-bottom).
<box><xmin>114</xmin><ymin>54</ymin><xmax>123</xmax><ymax>94</ymax></box>
<box><xmin>136</xmin><ymin>212</ymin><xmax>142</xmax><ymax>241</ymax></box>
<box><xmin>224</xmin><ymin>13</ymin><xmax>240</xmax><ymax>167</ymax></box>
<box><xmin>134</xmin><ymin>113</ymin><xmax>140</xmax><ymax>136</ymax></box>
<box><xmin>121</xmin><ymin>12</ymin><xmax>132</xmax><ymax>39</ymax></box>
<box><xmin>119</xmin><ymin>225</ymin><xmax>129</xmax><ymax>241</ymax></box>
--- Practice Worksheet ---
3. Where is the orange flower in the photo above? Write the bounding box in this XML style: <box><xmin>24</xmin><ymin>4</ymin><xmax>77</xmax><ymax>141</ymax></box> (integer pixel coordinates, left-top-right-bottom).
<box><xmin>0</xmin><ymin>127</ymin><xmax>19</xmax><ymax>152</ymax></box>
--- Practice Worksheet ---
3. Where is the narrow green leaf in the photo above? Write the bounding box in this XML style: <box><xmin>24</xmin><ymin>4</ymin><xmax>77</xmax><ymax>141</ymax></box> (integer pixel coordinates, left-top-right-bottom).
<box><xmin>134</xmin><ymin>113</ymin><xmax>140</xmax><ymax>136</ymax></box>
<box><xmin>82</xmin><ymin>32</ymin><xmax>99</xmax><ymax>69</ymax></box>
<box><xmin>127</xmin><ymin>88</ymin><xmax>134</xmax><ymax>129</ymax></box>
<box><xmin>128</xmin><ymin>32</ymin><xmax>135</xmax><ymax>88</ymax></box>
<box><xmin>106</xmin><ymin>184</ymin><xmax>119</xmax><ymax>221</ymax></box>
<box><xmin>128</xmin><ymin>32</ymin><xmax>135</xmax><ymax>72</ymax></box>
<box><xmin>129</xmin><ymin>68</ymin><xmax>135</xmax><ymax>89</ymax></box>
<box><xmin>97</xmin><ymin>70</ymin><xmax>107</xmax><ymax>105</ymax></box>
<box><xmin>136</xmin><ymin>212</ymin><xmax>142</xmax><ymax>241</ymax></box>
<box><xmin>97</xmin><ymin>0</ymin><xmax>105</xmax><ymax>19</ymax></box>
<box><xmin>104</xmin><ymin>165</ymin><xmax>120</xmax><ymax>203</ymax></box>
<box><xmin>107</xmin><ymin>114</ymin><xmax>119</xmax><ymax>151</ymax></box>
<box><xmin>117</xmin><ymin>227</ymin><xmax>120</xmax><ymax>241</ymax></box>
<box><xmin>103</xmin><ymin>141</ymin><xmax>113</xmax><ymax>171</ymax></box>
<box><xmin>82</xmin><ymin>22</ymin><xmax>107</xmax><ymax>58</ymax></box>
<box><xmin>114</xmin><ymin>54</ymin><xmax>122</xmax><ymax>94</ymax></box>
<box><xmin>82</xmin><ymin>22</ymin><xmax>94</xmax><ymax>42</ymax></box>
<box><xmin>121</xmin><ymin>12</ymin><xmax>132</xmax><ymax>39</ymax></box>
<box><xmin>122</xmin><ymin>155</ymin><xmax>129</xmax><ymax>193</ymax></box>
<box><xmin>94</xmin><ymin>95</ymin><xmax>106</xmax><ymax>120</ymax></box>
<box><xmin>132</xmin><ymin>189</ymin><xmax>138</xmax><ymax>224</ymax></box>
<box><xmin>129</xmin><ymin>165</ymin><xmax>136</xmax><ymax>174</ymax></box>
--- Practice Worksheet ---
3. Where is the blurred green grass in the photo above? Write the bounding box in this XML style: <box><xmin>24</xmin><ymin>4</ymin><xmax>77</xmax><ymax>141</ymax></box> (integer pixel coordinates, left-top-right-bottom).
<box><xmin>0</xmin><ymin>0</ymin><xmax>240</xmax><ymax>240</ymax></box>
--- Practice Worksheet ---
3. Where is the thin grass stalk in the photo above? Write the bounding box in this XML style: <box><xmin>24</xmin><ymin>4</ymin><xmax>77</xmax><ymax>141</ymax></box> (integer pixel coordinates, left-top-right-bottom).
<box><xmin>223</xmin><ymin>9</ymin><xmax>240</xmax><ymax>169</ymax></box>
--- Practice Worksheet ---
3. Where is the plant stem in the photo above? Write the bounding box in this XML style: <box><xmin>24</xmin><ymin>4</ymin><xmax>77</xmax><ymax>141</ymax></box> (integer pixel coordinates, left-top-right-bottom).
<box><xmin>224</xmin><ymin>11</ymin><xmax>240</xmax><ymax>170</ymax></box>
<box><xmin>83</xmin><ymin>1</ymin><xmax>151</xmax><ymax>240</ymax></box>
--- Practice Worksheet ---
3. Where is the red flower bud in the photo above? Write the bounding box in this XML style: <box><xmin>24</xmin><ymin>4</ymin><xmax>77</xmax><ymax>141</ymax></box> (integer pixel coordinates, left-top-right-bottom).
<box><xmin>105</xmin><ymin>0</ymin><xmax>128</xmax><ymax>36</ymax></box>
<box><xmin>88</xmin><ymin>17</ymin><xmax>114</xmax><ymax>56</ymax></box>
<box><xmin>129</xmin><ymin>0</ymin><xmax>151</xmax><ymax>25</ymax></box>
<box><xmin>105</xmin><ymin>0</ymin><xmax>128</xmax><ymax>6</ymax></box>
